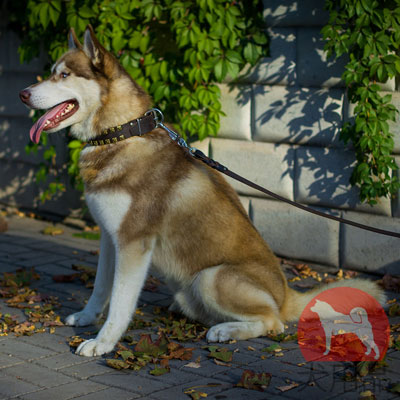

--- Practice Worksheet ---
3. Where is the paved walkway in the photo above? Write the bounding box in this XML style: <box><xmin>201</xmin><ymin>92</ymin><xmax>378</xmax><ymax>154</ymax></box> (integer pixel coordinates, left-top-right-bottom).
<box><xmin>0</xmin><ymin>214</ymin><xmax>399</xmax><ymax>399</ymax></box>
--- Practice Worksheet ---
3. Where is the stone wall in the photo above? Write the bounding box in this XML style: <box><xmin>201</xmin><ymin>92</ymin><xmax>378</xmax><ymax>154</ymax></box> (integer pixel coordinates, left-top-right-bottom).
<box><xmin>195</xmin><ymin>0</ymin><xmax>400</xmax><ymax>273</ymax></box>
<box><xmin>0</xmin><ymin>1</ymin><xmax>399</xmax><ymax>272</ymax></box>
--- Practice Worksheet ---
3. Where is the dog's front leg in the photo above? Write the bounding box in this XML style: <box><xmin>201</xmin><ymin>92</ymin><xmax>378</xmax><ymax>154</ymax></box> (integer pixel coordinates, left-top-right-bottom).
<box><xmin>65</xmin><ymin>231</ymin><xmax>115</xmax><ymax>327</ymax></box>
<box><xmin>76</xmin><ymin>239</ymin><xmax>154</xmax><ymax>357</ymax></box>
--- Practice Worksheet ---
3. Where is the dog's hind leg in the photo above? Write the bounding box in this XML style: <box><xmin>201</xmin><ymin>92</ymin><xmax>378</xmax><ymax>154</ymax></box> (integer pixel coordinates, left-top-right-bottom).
<box><xmin>189</xmin><ymin>265</ymin><xmax>285</xmax><ymax>342</ymax></box>
<box><xmin>76</xmin><ymin>238</ymin><xmax>154</xmax><ymax>356</ymax></box>
<box><xmin>66</xmin><ymin>231</ymin><xmax>115</xmax><ymax>327</ymax></box>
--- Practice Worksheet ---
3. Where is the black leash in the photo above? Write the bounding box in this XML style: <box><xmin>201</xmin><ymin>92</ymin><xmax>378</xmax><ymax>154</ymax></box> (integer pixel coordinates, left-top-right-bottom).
<box><xmin>192</xmin><ymin>149</ymin><xmax>400</xmax><ymax>239</ymax></box>
<box><xmin>93</xmin><ymin>108</ymin><xmax>400</xmax><ymax>239</ymax></box>
<box><xmin>149</xmin><ymin>108</ymin><xmax>400</xmax><ymax>240</ymax></box>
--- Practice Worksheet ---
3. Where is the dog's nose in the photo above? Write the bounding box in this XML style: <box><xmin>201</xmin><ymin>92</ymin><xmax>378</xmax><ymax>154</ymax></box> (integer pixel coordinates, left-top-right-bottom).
<box><xmin>19</xmin><ymin>89</ymin><xmax>31</xmax><ymax>104</ymax></box>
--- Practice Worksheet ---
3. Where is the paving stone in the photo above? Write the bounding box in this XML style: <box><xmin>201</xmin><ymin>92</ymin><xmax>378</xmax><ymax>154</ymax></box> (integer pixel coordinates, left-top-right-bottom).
<box><xmin>0</xmin><ymin>260</ymin><xmax>24</xmax><ymax>272</ymax></box>
<box><xmin>263</xmin><ymin>0</ymin><xmax>330</xmax><ymax>27</ymax></box>
<box><xmin>218</xmin><ymin>84</ymin><xmax>252</xmax><ymax>141</ymax></box>
<box><xmin>297</xmin><ymin>27</ymin><xmax>347</xmax><ymax>88</ymax></box>
<box><xmin>0</xmin><ymin>242</ymin><xmax>32</xmax><ymax>254</ymax></box>
<box><xmin>35</xmin><ymin>263</ymin><xmax>78</xmax><ymax>277</ymax></box>
<box><xmin>0</xmin><ymin>339</ymin><xmax>54</xmax><ymax>361</ymax></box>
<box><xmin>90</xmin><ymin>372</ymin><xmax>172</xmax><ymax>396</ymax></box>
<box><xmin>20</xmin><ymin>380</ymin><xmax>107</xmax><ymax>400</ymax></box>
<box><xmin>56</xmin><ymin>258</ymin><xmax>98</xmax><ymax>269</ymax></box>
<box><xmin>251</xmin><ymin>197</ymin><xmax>340</xmax><ymax>266</ymax></box>
<box><xmin>244</xmin><ymin>27</ymin><xmax>296</xmax><ymax>85</ymax></box>
<box><xmin>16</xmin><ymin>254</ymin><xmax>71</xmax><ymax>268</ymax></box>
<box><xmin>35</xmin><ymin>352</ymin><xmax>96</xmax><ymax>370</ymax></box>
<box><xmin>248</xmin><ymin>358</ymin><xmax>346</xmax><ymax>384</ymax></box>
<box><xmin>0</xmin><ymin>353</ymin><xmax>25</xmax><ymax>369</ymax></box>
<box><xmin>59</xmin><ymin>360</ymin><xmax>116</xmax><ymax>380</ymax></box>
<box><xmin>207</xmin><ymin>387</ymin><xmax>284</xmax><ymax>399</ymax></box>
<box><xmin>0</xmin><ymin>372</ymin><xmax>41</xmax><ymax>398</ymax></box>
<box><xmin>254</xmin><ymin>85</ymin><xmax>344</xmax><ymax>147</ymax></box>
<box><xmin>148</xmin><ymin>377</ymin><xmax>230</xmax><ymax>400</ymax></box>
<box><xmin>341</xmin><ymin>210</ymin><xmax>400</xmax><ymax>273</ymax></box>
<box><xmin>210</xmin><ymin>138</ymin><xmax>295</xmax><ymax>200</ymax></box>
<box><xmin>3</xmin><ymin>362</ymin><xmax>76</xmax><ymax>388</ymax></box>
<box><xmin>73</xmin><ymin>387</ymin><xmax>140</xmax><ymax>400</ymax></box>
<box><xmin>19</xmin><ymin>332</ymin><xmax>70</xmax><ymax>353</ymax></box>
<box><xmin>211</xmin><ymin>367</ymin><xmax>296</xmax><ymax>398</ymax></box>
<box><xmin>295</xmin><ymin>146</ymin><xmax>392</xmax><ymax>216</ymax></box>
<box><xmin>138</xmin><ymin>364</ymin><xmax>201</xmax><ymax>386</ymax></box>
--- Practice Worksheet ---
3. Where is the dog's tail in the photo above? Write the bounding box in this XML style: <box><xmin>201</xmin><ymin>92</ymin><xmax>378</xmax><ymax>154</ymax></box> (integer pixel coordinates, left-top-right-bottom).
<box><xmin>280</xmin><ymin>278</ymin><xmax>386</xmax><ymax>322</ymax></box>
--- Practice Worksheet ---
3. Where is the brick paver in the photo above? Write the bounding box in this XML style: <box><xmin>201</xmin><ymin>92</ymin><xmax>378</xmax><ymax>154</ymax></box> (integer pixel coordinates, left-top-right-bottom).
<box><xmin>0</xmin><ymin>214</ymin><xmax>398</xmax><ymax>400</ymax></box>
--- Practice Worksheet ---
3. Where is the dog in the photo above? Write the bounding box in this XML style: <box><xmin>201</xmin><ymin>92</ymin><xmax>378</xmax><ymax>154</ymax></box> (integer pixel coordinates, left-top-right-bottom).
<box><xmin>19</xmin><ymin>26</ymin><xmax>386</xmax><ymax>357</ymax></box>
<box><xmin>310</xmin><ymin>300</ymin><xmax>380</xmax><ymax>359</ymax></box>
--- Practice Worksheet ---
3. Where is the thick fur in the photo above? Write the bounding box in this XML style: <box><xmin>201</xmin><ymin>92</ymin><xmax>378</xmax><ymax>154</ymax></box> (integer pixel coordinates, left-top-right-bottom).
<box><xmin>20</xmin><ymin>26</ymin><xmax>386</xmax><ymax>356</ymax></box>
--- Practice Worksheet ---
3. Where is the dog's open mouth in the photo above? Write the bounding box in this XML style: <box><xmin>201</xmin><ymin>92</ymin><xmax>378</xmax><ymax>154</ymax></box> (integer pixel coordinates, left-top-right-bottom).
<box><xmin>30</xmin><ymin>99</ymin><xmax>79</xmax><ymax>144</ymax></box>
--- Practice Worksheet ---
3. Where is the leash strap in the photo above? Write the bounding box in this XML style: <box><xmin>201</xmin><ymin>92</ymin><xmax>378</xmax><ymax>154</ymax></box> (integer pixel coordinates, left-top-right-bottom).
<box><xmin>145</xmin><ymin>109</ymin><xmax>400</xmax><ymax>240</ymax></box>
<box><xmin>92</xmin><ymin>108</ymin><xmax>400</xmax><ymax>239</ymax></box>
<box><xmin>193</xmin><ymin>149</ymin><xmax>400</xmax><ymax>239</ymax></box>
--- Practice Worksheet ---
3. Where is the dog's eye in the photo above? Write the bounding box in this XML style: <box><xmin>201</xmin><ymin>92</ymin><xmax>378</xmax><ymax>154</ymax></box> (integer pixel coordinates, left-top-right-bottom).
<box><xmin>60</xmin><ymin>72</ymin><xmax>70</xmax><ymax>79</ymax></box>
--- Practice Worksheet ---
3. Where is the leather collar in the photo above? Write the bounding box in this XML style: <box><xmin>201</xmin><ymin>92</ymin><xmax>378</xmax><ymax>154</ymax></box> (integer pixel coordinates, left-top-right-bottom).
<box><xmin>87</xmin><ymin>113</ymin><xmax>157</xmax><ymax>146</ymax></box>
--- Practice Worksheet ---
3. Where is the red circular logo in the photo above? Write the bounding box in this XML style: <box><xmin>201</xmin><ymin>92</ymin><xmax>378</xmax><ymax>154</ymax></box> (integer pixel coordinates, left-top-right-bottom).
<box><xmin>298</xmin><ymin>287</ymin><xmax>389</xmax><ymax>361</ymax></box>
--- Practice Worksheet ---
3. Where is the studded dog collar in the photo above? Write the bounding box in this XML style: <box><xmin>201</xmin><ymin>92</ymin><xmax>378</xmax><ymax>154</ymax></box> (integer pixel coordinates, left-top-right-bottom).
<box><xmin>87</xmin><ymin>112</ymin><xmax>157</xmax><ymax>146</ymax></box>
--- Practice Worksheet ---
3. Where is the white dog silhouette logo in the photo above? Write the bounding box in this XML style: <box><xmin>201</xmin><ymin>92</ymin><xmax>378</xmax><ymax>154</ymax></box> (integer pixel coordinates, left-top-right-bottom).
<box><xmin>310</xmin><ymin>299</ymin><xmax>380</xmax><ymax>360</ymax></box>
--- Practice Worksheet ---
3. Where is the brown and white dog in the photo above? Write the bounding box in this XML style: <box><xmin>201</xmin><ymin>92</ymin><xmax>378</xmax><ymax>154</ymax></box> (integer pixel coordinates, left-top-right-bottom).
<box><xmin>19</xmin><ymin>26</ymin><xmax>385</xmax><ymax>356</ymax></box>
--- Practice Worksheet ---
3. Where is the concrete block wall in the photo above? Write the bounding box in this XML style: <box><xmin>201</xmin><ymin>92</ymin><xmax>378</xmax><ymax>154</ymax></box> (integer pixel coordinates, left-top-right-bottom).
<box><xmin>199</xmin><ymin>0</ymin><xmax>400</xmax><ymax>273</ymax></box>
<box><xmin>0</xmin><ymin>2</ymin><xmax>399</xmax><ymax>272</ymax></box>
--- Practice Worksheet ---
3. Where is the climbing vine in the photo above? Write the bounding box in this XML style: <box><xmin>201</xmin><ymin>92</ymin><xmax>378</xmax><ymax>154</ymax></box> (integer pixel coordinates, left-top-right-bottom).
<box><xmin>322</xmin><ymin>0</ymin><xmax>400</xmax><ymax>204</ymax></box>
<box><xmin>7</xmin><ymin>0</ymin><xmax>267</xmax><ymax>201</ymax></box>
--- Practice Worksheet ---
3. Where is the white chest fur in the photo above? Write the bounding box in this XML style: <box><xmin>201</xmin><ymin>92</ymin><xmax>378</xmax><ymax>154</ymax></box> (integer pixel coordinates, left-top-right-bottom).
<box><xmin>85</xmin><ymin>190</ymin><xmax>131</xmax><ymax>245</ymax></box>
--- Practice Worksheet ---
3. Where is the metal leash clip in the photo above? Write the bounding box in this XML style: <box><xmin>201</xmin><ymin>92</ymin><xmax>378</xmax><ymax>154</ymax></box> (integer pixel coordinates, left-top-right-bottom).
<box><xmin>145</xmin><ymin>108</ymin><xmax>196</xmax><ymax>155</ymax></box>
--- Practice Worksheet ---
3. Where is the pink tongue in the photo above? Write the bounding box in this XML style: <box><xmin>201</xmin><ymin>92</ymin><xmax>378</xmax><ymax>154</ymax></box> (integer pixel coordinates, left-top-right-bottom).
<box><xmin>29</xmin><ymin>103</ymin><xmax>68</xmax><ymax>144</ymax></box>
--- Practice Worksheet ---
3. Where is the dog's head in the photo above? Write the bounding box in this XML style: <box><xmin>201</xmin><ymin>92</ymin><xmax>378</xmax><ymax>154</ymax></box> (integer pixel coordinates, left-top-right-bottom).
<box><xmin>19</xmin><ymin>25</ymin><xmax>137</xmax><ymax>143</ymax></box>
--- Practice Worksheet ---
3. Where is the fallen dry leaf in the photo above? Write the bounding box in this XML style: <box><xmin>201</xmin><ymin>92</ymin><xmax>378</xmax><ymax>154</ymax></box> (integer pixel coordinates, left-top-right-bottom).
<box><xmin>205</xmin><ymin>346</ymin><xmax>233</xmax><ymax>362</ymax></box>
<box><xmin>184</xmin><ymin>361</ymin><xmax>201</xmax><ymax>369</ymax></box>
<box><xmin>380</xmin><ymin>274</ymin><xmax>400</xmax><ymax>292</ymax></box>
<box><xmin>68</xmin><ymin>336</ymin><xmax>85</xmax><ymax>348</ymax></box>
<box><xmin>52</xmin><ymin>273</ymin><xmax>79</xmax><ymax>283</ymax></box>
<box><xmin>42</xmin><ymin>226</ymin><xmax>64</xmax><ymax>236</ymax></box>
<box><xmin>359</xmin><ymin>390</ymin><xmax>376</xmax><ymax>399</ymax></box>
<box><xmin>236</xmin><ymin>369</ymin><xmax>271</xmax><ymax>392</ymax></box>
<box><xmin>276</xmin><ymin>382</ymin><xmax>299</xmax><ymax>392</ymax></box>
<box><xmin>213</xmin><ymin>359</ymin><xmax>232</xmax><ymax>367</ymax></box>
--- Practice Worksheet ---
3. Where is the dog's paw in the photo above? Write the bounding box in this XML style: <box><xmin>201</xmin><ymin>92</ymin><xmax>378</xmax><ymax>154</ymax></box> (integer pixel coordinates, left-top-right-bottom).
<box><xmin>76</xmin><ymin>338</ymin><xmax>114</xmax><ymax>357</ymax></box>
<box><xmin>65</xmin><ymin>311</ymin><xmax>97</xmax><ymax>327</ymax></box>
<box><xmin>206</xmin><ymin>325</ymin><xmax>232</xmax><ymax>342</ymax></box>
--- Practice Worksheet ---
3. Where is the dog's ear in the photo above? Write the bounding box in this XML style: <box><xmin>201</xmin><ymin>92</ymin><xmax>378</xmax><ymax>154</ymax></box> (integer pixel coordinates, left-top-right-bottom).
<box><xmin>68</xmin><ymin>28</ymin><xmax>82</xmax><ymax>50</ymax></box>
<box><xmin>83</xmin><ymin>25</ymin><xmax>104</xmax><ymax>68</ymax></box>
